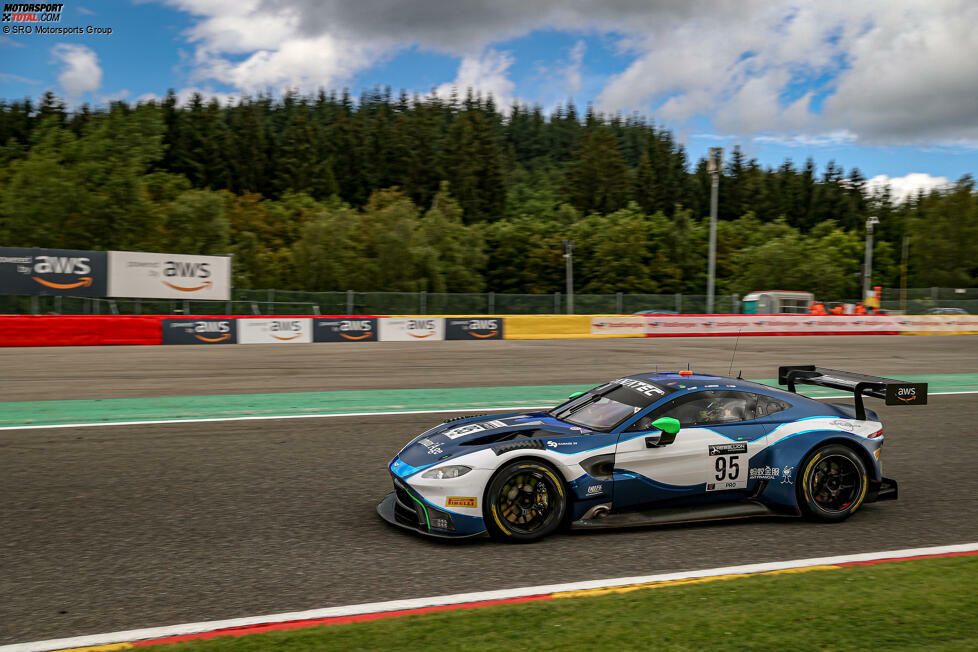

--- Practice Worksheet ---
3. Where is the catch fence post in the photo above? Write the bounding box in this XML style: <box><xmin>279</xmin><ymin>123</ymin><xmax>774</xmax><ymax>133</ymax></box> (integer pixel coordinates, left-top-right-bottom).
<box><xmin>347</xmin><ymin>289</ymin><xmax>354</xmax><ymax>315</ymax></box>
<box><xmin>420</xmin><ymin>290</ymin><xmax>427</xmax><ymax>315</ymax></box>
<box><xmin>616</xmin><ymin>292</ymin><xmax>623</xmax><ymax>313</ymax></box>
<box><xmin>554</xmin><ymin>292</ymin><xmax>560</xmax><ymax>314</ymax></box>
<box><xmin>488</xmin><ymin>291</ymin><xmax>495</xmax><ymax>315</ymax></box>
<box><xmin>675</xmin><ymin>293</ymin><xmax>682</xmax><ymax>313</ymax></box>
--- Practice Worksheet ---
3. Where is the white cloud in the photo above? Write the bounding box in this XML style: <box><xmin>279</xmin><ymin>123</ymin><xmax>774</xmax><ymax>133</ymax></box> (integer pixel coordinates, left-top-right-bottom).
<box><xmin>0</xmin><ymin>72</ymin><xmax>40</xmax><ymax>84</ymax></box>
<box><xmin>866</xmin><ymin>173</ymin><xmax>951</xmax><ymax>202</ymax></box>
<box><xmin>155</xmin><ymin>0</ymin><xmax>978</xmax><ymax>146</ymax></box>
<box><xmin>50</xmin><ymin>43</ymin><xmax>102</xmax><ymax>100</ymax></box>
<box><xmin>435</xmin><ymin>49</ymin><xmax>515</xmax><ymax>109</ymax></box>
<box><xmin>564</xmin><ymin>40</ymin><xmax>586</xmax><ymax>97</ymax></box>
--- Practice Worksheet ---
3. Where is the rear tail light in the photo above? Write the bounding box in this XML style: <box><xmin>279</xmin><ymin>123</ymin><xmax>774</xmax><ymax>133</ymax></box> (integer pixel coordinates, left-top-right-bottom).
<box><xmin>868</xmin><ymin>429</ymin><xmax>883</xmax><ymax>439</ymax></box>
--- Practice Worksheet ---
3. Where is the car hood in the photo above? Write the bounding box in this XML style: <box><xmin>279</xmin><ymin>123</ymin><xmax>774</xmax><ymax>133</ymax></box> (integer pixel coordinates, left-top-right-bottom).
<box><xmin>395</xmin><ymin>412</ymin><xmax>599</xmax><ymax>468</ymax></box>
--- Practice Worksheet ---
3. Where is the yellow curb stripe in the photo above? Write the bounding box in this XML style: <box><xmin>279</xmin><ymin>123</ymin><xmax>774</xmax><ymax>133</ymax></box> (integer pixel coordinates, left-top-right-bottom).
<box><xmin>552</xmin><ymin>564</ymin><xmax>840</xmax><ymax>599</ymax></box>
<box><xmin>56</xmin><ymin>644</ymin><xmax>134</xmax><ymax>652</ymax></box>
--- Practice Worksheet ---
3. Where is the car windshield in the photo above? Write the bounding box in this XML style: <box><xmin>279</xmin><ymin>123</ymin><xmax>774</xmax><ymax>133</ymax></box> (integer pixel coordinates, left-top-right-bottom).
<box><xmin>550</xmin><ymin>378</ymin><xmax>673</xmax><ymax>431</ymax></box>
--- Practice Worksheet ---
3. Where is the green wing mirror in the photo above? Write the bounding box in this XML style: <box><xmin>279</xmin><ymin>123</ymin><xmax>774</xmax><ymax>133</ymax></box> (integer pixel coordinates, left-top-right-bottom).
<box><xmin>567</xmin><ymin>391</ymin><xmax>586</xmax><ymax>399</ymax></box>
<box><xmin>644</xmin><ymin>416</ymin><xmax>681</xmax><ymax>448</ymax></box>
<box><xmin>652</xmin><ymin>417</ymin><xmax>681</xmax><ymax>435</ymax></box>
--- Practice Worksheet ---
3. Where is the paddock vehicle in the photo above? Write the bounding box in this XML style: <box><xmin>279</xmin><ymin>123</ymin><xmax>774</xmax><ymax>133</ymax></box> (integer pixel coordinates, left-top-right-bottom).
<box><xmin>377</xmin><ymin>366</ymin><xmax>926</xmax><ymax>542</ymax></box>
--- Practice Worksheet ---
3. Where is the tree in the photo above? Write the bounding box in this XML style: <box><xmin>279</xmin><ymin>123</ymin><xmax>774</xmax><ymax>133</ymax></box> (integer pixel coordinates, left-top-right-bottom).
<box><xmin>563</xmin><ymin>128</ymin><xmax>629</xmax><ymax>215</ymax></box>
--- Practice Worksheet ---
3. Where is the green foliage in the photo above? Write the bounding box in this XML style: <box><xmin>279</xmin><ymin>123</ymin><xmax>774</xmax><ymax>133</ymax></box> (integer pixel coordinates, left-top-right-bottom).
<box><xmin>0</xmin><ymin>90</ymin><xmax>974</xmax><ymax>297</ymax></box>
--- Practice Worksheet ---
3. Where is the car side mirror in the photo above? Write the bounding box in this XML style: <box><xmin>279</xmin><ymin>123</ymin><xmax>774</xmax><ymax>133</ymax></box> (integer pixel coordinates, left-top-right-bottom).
<box><xmin>645</xmin><ymin>417</ymin><xmax>681</xmax><ymax>448</ymax></box>
<box><xmin>652</xmin><ymin>417</ymin><xmax>681</xmax><ymax>434</ymax></box>
<box><xmin>567</xmin><ymin>391</ymin><xmax>586</xmax><ymax>399</ymax></box>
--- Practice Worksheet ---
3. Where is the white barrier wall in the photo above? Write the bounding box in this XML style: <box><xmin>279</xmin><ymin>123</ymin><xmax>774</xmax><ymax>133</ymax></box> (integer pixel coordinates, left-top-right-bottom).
<box><xmin>238</xmin><ymin>318</ymin><xmax>313</xmax><ymax>343</ymax></box>
<box><xmin>378</xmin><ymin>317</ymin><xmax>446</xmax><ymax>341</ymax></box>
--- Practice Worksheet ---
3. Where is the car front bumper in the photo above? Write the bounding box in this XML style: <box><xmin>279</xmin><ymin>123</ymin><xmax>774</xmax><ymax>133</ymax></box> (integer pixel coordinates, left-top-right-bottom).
<box><xmin>377</xmin><ymin>481</ymin><xmax>488</xmax><ymax>539</ymax></box>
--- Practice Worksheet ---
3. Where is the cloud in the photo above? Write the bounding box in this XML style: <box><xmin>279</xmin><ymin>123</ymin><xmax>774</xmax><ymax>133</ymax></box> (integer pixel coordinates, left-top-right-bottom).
<box><xmin>0</xmin><ymin>72</ymin><xmax>40</xmax><ymax>84</ymax></box>
<box><xmin>50</xmin><ymin>43</ymin><xmax>102</xmax><ymax>99</ymax></box>
<box><xmin>866</xmin><ymin>173</ymin><xmax>950</xmax><ymax>202</ymax></box>
<box><xmin>157</xmin><ymin>0</ymin><xmax>978</xmax><ymax>146</ymax></box>
<box><xmin>435</xmin><ymin>49</ymin><xmax>515</xmax><ymax>108</ymax></box>
<box><xmin>564</xmin><ymin>40</ymin><xmax>586</xmax><ymax>97</ymax></box>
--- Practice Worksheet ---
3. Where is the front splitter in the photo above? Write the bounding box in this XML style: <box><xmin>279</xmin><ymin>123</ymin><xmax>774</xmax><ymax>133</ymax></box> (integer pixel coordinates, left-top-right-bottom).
<box><xmin>376</xmin><ymin>492</ymin><xmax>488</xmax><ymax>540</ymax></box>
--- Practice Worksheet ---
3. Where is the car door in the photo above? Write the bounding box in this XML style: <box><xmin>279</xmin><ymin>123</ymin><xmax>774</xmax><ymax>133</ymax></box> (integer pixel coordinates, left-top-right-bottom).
<box><xmin>613</xmin><ymin>391</ymin><xmax>765</xmax><ymax>511</ymax></box>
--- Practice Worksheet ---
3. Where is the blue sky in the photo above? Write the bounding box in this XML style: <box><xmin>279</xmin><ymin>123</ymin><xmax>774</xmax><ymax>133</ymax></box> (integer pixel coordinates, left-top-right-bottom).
<box><xmin>2</xmin><ymin>0</ymin><xmax>976</xmax><ymax>200</ymax></box>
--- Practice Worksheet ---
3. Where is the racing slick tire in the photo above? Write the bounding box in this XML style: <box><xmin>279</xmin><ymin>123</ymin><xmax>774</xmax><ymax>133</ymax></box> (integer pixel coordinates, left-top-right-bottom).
<box><xmin>484</xmin><ymin>460</ymin><xmax>567</xmax><ymax>542</ymax></box>
<box><xmin>798</xmin><ymin>444</ymin><xmax>869</xmax><ymax>522</ymax></box>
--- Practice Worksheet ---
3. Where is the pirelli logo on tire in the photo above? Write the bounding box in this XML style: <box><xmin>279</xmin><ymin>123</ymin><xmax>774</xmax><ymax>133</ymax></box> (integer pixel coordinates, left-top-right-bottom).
<box><xmin>445</xmin><ymin>317</ymin><xmax>503</xmax><ymax>340</ymax></box>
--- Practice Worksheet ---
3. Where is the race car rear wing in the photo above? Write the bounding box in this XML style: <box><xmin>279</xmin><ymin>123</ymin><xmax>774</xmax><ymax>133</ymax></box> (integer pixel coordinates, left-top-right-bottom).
<box><xmin>778</xmin><ymin>365</ymin><xmax>928</xmax><ymax>420</ymax></box>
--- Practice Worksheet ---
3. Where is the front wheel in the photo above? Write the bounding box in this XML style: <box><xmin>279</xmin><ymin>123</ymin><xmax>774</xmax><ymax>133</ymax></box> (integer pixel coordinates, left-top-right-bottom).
<box><xmin>484</xmin><ymin>461</ymin><xmax>566</xmax><ymax>542</ymax></box>
<box><xmin>798</xmin><ymin>444</ymin><xmax>869</xmax><ymax>522</ymax></box>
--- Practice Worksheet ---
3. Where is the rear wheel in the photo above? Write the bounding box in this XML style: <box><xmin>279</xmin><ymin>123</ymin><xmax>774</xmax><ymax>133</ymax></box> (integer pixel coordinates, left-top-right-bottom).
<box><xmin>798</xmin><ymin>444</ymin><xmax>868</xmax><ymax>522</ymax></box>
<box><xmin>484</xmin><ymin>461</ymin><xmax>566</xmax><ymax>542</ymax></box>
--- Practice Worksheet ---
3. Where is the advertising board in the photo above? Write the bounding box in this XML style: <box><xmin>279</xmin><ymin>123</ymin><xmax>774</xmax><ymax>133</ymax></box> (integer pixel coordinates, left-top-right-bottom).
<box><xmin>108</xmin><ymin>251</ymin><xmax>231</xmax><ymax>300</ymax></box>
<box><xmin>445</xmin><ymin>317</ymin><xmax>503</xmax><ymax>340</ymax></box>
<box><xmin>0</xmin><ymin>246</ymin><xmax>107</xmax><ymax>296</ymax></box>
<box><xmin>162</xmin><ymin>318</ymin><xmax>237</xmax><ymax>344</ymax></box>
<box><xmin>590</xmin><ymin>316</ymin><xmax>646</xmax><ymax>335</ymax></box>
<box><xmin>238</xmin><ymin>318</ymin><xmax>313</xmax><ymax>344</ymax></box>
<box><xmin>313</xmin><ymin>317</ymin><xmax>378</xmax><ymax>342</ymax></box>
<box><xmin>378</xmin><ymin>317</ymin><xmax>445</xmax><ymax>341</ymax></box>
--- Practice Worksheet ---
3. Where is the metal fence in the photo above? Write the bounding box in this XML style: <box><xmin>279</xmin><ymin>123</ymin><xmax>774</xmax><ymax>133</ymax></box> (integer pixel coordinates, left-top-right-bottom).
<box><xmin>0</xmin><ymin>288</ymin><xmax>974</xmax><ymax>316</ymax></box>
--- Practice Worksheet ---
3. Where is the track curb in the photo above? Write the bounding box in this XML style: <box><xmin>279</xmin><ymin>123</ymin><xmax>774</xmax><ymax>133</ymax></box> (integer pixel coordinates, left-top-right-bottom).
<box><xmin>6</xmin><ymin>542</ymin><xmax>977</xmax><ymax>652</ymax></box>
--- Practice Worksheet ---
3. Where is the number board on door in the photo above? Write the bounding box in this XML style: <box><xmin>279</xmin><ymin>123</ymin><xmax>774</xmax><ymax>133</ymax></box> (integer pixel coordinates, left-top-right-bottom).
<box><xmin>706</xmin><ymin>442</ymin><xmax>748</xmax><ymax>491</ymax></box>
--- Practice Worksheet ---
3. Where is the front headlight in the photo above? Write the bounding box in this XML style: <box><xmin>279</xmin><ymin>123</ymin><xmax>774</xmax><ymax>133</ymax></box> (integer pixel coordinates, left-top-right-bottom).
<box><xmin>422</xmin><ymin>465</ymin><xmax>472</xmax><ymax>480</ymax></box>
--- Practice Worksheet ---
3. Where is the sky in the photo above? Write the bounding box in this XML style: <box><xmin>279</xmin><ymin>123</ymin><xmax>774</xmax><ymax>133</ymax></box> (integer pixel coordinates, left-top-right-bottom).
<box><xmin>2</xmin><ymin>0</ymin><xmax>977</xmax><ymax>201</ymax></box>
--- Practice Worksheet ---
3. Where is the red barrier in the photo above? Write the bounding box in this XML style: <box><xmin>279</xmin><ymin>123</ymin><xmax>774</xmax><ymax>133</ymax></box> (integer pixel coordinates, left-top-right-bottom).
<box><xmin>0</xmin><ymin>315</ymin><xmax>164</xmax><ymax>346</ymax></box>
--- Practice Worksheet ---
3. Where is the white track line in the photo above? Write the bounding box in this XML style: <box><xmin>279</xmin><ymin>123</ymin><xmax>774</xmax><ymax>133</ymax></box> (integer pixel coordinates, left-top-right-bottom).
<box><xmin>1</xmin><ymin>390</ymin><xmax>975</xmax><ymax>432</ymax></box>
<box><xmin>0</xmin><ymin>405</ymin><xmax>555</xmax><ymax>431</ymax></box>
<box><xmin>5</xmin><ymin>542</ymin><xmax>977</xmax><ymax>652</ymax></box>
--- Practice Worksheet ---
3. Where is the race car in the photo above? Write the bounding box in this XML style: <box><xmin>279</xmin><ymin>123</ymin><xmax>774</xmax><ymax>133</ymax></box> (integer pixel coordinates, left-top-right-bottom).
<box><xmin>377</xmin><ymin>366</ymin><xmax>927</xmax><ymax>542</ymax></box>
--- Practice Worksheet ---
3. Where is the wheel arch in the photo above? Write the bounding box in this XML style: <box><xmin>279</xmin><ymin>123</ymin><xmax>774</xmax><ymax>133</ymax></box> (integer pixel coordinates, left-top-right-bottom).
<box><xmin>799</xmin><ymin>435</ymin><xmax>877</xmax><ymax>482</ymax></box>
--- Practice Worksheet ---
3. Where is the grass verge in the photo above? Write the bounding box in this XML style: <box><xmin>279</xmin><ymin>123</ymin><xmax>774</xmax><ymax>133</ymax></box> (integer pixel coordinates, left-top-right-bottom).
<box><xmin>153</xmin><ymin>555</ymin><xmax>977</xmax><ymax>651</ymax></box>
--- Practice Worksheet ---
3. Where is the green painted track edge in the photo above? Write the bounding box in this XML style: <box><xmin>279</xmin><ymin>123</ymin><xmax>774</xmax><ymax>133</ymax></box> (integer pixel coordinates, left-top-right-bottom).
<box><xmin>1</xmin><ymin>374</ymin><xmax>976</xmax><ymax>429</ymax></box>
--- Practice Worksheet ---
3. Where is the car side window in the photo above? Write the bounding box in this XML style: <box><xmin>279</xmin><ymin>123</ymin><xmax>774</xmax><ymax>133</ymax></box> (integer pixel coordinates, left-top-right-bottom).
<box><xmin>653</xmin><ymin>391</ymin><xmax>755</xmax><ymax>427</ymax></box>
<box><xmin>753</xmin><ymin>394</ymin><xmax>791</xmax><ymax>418</ymax></box>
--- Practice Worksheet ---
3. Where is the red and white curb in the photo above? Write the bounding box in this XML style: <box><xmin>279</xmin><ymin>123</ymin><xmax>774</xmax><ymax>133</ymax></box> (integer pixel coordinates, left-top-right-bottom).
<box><xmin>5</xmin><ymin>542</ymin><xmax>977</xmax><ymax>652</ymax></box>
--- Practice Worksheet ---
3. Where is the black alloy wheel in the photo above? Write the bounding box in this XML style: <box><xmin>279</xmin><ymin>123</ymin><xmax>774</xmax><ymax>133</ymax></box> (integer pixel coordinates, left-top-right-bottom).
<box><xmin>798</xmin><ymin>444</ymin><xmax>868</xmax><ymax>522</ymax></box>
<box><xmin>484</xmin><ymin>461</ymin><xmax>566</xmax><ymax>542</ymax></box>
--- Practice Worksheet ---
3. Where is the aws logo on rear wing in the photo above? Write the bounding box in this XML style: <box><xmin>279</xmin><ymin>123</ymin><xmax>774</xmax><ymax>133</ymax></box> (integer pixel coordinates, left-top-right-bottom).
<box><xmin>884</xmin><ymin>383</ymin><xmax>928</xmax><ymax>405</ymax></box>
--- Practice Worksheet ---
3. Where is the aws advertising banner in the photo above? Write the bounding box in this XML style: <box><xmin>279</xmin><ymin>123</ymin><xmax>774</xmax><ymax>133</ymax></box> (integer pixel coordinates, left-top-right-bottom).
<box><xmin>108</xmin><ymin>251</ymin><xmax>231</xmax><ymax>300</ymax></box>
<box><xmin>238</xmin><ymin>318</ymin><xmax>313</xmax><ymax>344</ymax></box>
<box><xmin>162</xmin><ymin>318</ymin><xmax>237</xmax><ymax>344</ymax></box>
<box><xmin>445</xmin><ymin>317</ymin><xmax>504</xmax><ymax>340</ymax></box>
<box><xmin>314</xmin><ymin>318</ymin><xmax>378</xmax><ymax>342</ymax></box>
<box><xmin>0</xmin><ymin>246</ymin><xmax>108</xmax><ymax>296</ymax></box>
<box><xmin>378</xmin><ymin>317</ymin><xmax>445</xmax><ymax>341</ymax></box>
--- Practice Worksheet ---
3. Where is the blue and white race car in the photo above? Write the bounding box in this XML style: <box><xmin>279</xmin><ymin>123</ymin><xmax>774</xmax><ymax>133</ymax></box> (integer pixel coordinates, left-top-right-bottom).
<box><xmin>377</xmin><ymin>366</ymin><xmax>927</xmax><ymax>542</ymax></box>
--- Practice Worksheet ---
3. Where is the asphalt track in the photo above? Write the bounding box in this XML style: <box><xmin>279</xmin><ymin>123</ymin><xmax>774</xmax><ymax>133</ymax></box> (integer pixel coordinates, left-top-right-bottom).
<box><xmin>2</xmin><ymin>336</ymin><xmax>978</xmax><ymax>645</ymax></box>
